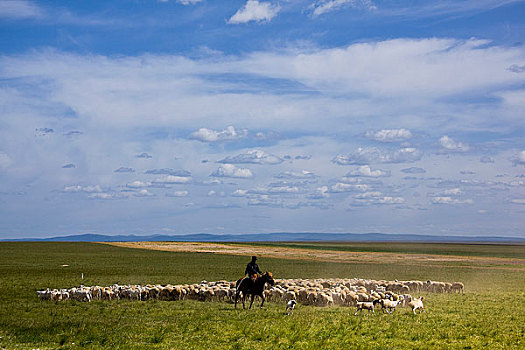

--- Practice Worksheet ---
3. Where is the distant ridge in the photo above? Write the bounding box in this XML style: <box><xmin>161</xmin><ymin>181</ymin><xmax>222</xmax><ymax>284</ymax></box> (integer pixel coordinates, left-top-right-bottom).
<box><xmin>3</xmin><ymin>232</ymin><xmax>524</xmax><ymax>243</ymax></box>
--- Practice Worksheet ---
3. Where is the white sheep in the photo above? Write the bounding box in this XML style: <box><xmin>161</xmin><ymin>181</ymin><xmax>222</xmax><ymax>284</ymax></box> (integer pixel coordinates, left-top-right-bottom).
<box><xmin>408</xmin><ymin>296</ymin><xmax>425</xmax><ymax>314</ymax></box>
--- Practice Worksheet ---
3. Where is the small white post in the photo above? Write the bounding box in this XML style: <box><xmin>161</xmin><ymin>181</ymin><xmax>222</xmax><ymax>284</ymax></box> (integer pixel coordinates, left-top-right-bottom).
<box><xmin>81</xmin><ymin>273</ymin><xmax>84</xmax><ymax>281</ymax></box>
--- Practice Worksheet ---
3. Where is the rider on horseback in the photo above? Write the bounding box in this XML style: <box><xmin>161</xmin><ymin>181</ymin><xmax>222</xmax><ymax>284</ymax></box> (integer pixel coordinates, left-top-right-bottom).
<box><xmin>245</xmin><ymin>256</ymin><xmax>262</xmax><ymax>281</ymax></box>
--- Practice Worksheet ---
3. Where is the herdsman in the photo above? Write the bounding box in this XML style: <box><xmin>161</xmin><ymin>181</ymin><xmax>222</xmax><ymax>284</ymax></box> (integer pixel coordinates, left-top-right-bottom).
<box><xmin>245</xmin><ymin>255</ymin><xmax>262</xmax><ymax>280</ymax></box>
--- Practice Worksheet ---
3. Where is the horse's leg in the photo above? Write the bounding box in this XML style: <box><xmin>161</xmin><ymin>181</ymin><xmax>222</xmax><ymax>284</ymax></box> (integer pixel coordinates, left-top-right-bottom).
<box><xmin>234</xmin><ymin>291</ymin><xmax>239</xmax><ymax>308</ymax></box>
<box><xmin>259</xmin><ymin>294</ymin><xmax>265</xmax><ymax>309</ymax></box>
<box><xmin>249</xmin><ymin>295</ymin><xmax>255</xmax><ymax>309</ymax></box>
<box><xmin>242</xmin><ymin>293</ymin><xmax>246</xmax><ymax>309</ymax></box>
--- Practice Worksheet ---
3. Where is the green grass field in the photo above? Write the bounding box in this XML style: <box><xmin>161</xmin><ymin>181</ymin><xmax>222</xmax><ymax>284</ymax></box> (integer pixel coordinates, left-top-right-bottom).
<box><xmin>0</xmin><ymin>242</ymin><xmax>523</xmax><ymax>349</ymax></box>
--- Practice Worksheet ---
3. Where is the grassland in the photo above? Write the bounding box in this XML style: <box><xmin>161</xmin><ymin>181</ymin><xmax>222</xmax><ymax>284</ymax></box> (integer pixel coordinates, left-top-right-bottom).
<box><xmin>0</xmin><ymin>241</ymin><xmax>524</xmax><ymax>349</ymax></box>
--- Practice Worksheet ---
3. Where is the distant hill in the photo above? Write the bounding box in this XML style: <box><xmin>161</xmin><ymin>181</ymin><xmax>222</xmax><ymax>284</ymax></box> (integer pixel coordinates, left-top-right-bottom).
<box><xmin>3</xmin><ymin>232</ymin><xmax>524</xmax><ymax>243</ymax></box>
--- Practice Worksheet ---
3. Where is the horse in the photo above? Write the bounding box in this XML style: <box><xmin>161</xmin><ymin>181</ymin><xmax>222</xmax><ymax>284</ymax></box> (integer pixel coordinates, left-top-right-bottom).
<box><xmin>234</xmin><ymin>272</ymin><xmax>275</xmax><ymax>309</ymax></box>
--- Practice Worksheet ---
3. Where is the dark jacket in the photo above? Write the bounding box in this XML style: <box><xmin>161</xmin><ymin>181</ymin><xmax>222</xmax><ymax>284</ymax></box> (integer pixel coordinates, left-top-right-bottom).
<box><xmin>245</xmin><ymin>261</ymin><xmax>262</xmax><ymax>277</ymax></box>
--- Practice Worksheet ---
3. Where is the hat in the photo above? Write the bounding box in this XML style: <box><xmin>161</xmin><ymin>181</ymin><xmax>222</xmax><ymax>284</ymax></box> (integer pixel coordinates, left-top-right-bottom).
<box><xmin>251</xmin><ymin>256</ymin><xmax>257</xmax><ymax>261</ymax></box>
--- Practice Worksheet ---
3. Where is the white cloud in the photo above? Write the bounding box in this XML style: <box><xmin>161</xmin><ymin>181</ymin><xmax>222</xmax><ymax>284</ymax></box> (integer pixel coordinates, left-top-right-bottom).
<box><xmin>166</xmin><ymin>190</ymin><xmax>189</xmax><ymax>197</ymax></box>
<box><xmin>63</xmin><ymin>185</ymin><xmax>103</xmax><ymax>193</ymax></box>
<box><xmin>513</xmin><ymin>150</ymin><xmax>525</xmax><ymax>166</ymax></box>
<box><xmin>134</xmin><ymin>189</ymin><xmax>154</xmax><ymax>197</ymax></box>
<box><xmin>329</xmin><ymin>182</ymin><xmax>370</xmax><ymax>193</ymax></box>
<box><xmin>228</xmin><ymin>0</ymin><xmax>280</xmax><ymax>24</ymax></box>
<box><xmin>365</xmin><ymin>128</ymin><xmax>412</xmax><ymax>142</ymax></box>
<box><xmin>232</xmin><ymin>189</ymin><xmax>249</xmax><ymax>197</ymax></box>
<box><xmin>430</xmin><ymin>196</ymin><xmax>473</xmax><ymax>205</ymax></box>
<box><xmin>126</xmin><ymin>181</ymin><xmax>151</xmax><ymax>188</ymax></box>
<box><xmin>87</xmin><ymin>193</ymin><xmax>118</xmax><ymax>200</ymax></box>
<box><xmin>346</xmin><ymin>165</ymin><xmax>391</xmax><ymax>177</ymax></box>
<box><xmin>190</xmin><ymin>126</ymin><xmax>248</xmax><ymax>142</ymax></box>
<box><xmin>274</xmin><ymin>170</ymin><xmax>317</xmax><ymax>179</ymax></box>
<box><xmin>333</xmin><ymin>147</ymin><xmax>422</xmax><ymax>165</ymax></box>
<box><xmin>354</xmin><ymin>191</ymin><xmax>382</xmax><ymax>199</ymax></box>
<box><xmin>211</xmin><ymin>164</ymin><xmax>253</xmax><ymax>178</ymax></box>
<box><xmin>441</xmin><ymin>188</ymin><xmax>461</xmax><ymax>196</ymax></box>
<box><xmin>153</xmin><ymin>175</ymin><xmax>192</xmax><ymax>184</ymax></box>
<box><xmin>310</xmin><ymin>0</ymin><xmax>376</xmax><ymax>17</ymax></box>
<box><xmin>176</xmin><ymin>0</ymin><xmax>202</xmax><ymax>5</ymax></box>
<box><xmin>373</xmin><ymin>196</ymin><xmax>405</xmax><ymax>205</ymax></box>
<box><xmin>308</xmin><ymin>186</ymin><xmax>330</xmax><ymax>199</ymax></box>
<box><xmin>219</xmin><ymin>150</ymin><xmax>283</xmax><ymax>165</ymax></box>
<box><xmin>0</xmin><ymin>0</ymin><xmax>44</xmax><ymax>19</ymax></box>
<box><xmin>439</xmin><ymin>135</ymin><xmax>470</xmax><ymax>152</ymax></box>
<box><xmin>247</xmin><ymin>194</ymin><xmax>282</xmax><ymax>207</ymax></box>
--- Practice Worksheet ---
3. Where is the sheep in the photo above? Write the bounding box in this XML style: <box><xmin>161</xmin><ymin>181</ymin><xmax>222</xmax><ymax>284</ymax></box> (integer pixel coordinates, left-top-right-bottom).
<box><xmin>408</xmin><ymin>296</ymin><xmax>425</xmax><ymax>314</ymax></box>
<box><xmin>354</xmin><ymin>300</ymin><xmax>379</xmax><ymax>315</ymax></box>
<box><xmin>451</xmin><ymin>282</ymin><xmax>464</xmax><ymax>293</ymax></box>
<box><xmin>378</xmin><ymin>299</ymin><xmax>400</xmax><ymax>314</ymax></box>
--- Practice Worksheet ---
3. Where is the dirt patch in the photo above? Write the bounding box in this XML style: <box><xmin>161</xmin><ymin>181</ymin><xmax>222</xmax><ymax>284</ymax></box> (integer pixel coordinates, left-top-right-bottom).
<box><xmin>103</xmin><ymin>242</ymin><xmax>525</xmax><ymax>271</ymax></box>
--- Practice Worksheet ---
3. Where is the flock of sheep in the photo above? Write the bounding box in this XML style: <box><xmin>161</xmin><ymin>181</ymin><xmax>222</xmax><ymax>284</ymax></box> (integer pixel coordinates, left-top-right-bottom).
<box><xmin>37</xmin><ymin>277</ymin><xmax>463</xmax><ymax>315</ymax></box>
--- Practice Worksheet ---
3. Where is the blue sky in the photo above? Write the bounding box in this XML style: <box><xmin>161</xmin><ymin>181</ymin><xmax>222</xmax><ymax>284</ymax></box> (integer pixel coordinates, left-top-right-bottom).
<box><xmin>1</xmin><ymin>0</ymin><xmax>524</xmax><ymax>239</ymax></box>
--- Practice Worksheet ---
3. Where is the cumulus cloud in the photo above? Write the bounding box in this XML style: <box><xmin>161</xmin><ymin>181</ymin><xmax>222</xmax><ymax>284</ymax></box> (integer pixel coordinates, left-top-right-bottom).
<box><xmin>345</xmin><ymin>165</ymin><xmax>391</xmax><ymax>177</ymax></box>
<box><xmin>440</xmin><ymin>188</ymin><xmax>461</xmax><ymax>196</ymax></box>
<box><xmin>190</xmin><ymin>126</ymin><xmax>248</xmax><ymax>142</ymax></box>
<box><xmin>480</xmin><ymin>156</ymin><xmax>495</xmax><ymax>164</ymax></box>
<box><xmin>247</xmin><ymin>194</ymin><xmax>282</xmax><ymax>207</ymax></box>
<box><xmin>87</xmin><ymin>193</ymin><xmax>119</xmax><ymax>200</ymax></box>
<box><xmin>126</xmin><ymin>181</ymin><xmax>151</xmax><ymax>188</ymax></box>
<box><xmin>63</xmin><ymin>185</ymin><xmax>102</xmax><ymax>193</ymax></box>
<box><xmin>401</xmin><ymin>167</ymin><xmax>426</xmax><ymax>174</ymax></box>
<box><xmin>219</xmin><ymin>150</ymin><xmax>283</xmax><ymax>165</ymax></box>
<box><xmin>333</xmin><ymin>147</ymin><xmax>422</xmax><ymax>165</ymax></box>
<box><xmin>365</xmin><ymin>128</ymin><xmax>412</xmax><ymax>142</ymax></box>
<box><xmin>308</xmin><ymin>186</ymin><xmax>330</xmax><ymax>199</ymax></box>
<box><xmin>274</xmin><ymin>170</ymin><xmax>317</xmax><ymax>180</ymax></box>
<box><xmin>114</xmin><ymin>167</ymin><xmax>135</xmax><ymax>173</ymax></box>
<box><xmin>252</xmin><ymin>185</ymin><xmax>301</xmax><ymax>194</ymax></box>
<box><xmin>211</xmin><ymin>164</ymin><xmax>253</xmax><ymax>178</ymax></box>
<box><xmin>152</xmin><ymin>175</ymin><xmax>192</xmax><ymax>184</ymax></box>
<box><xmin>430</xmin><ymin>196</ymin><xmax>473</xmax><ymax>205</ymax></box>
<box><xmin>228</xmin><ymin>0</ymin><xmax>280</xmax><ymax>24</ymax></box>
<box><xmin>329</xmin><ymin>182</ymin><xmax>370</xmax><ymax>193</ymax></box>
<box><xmin>354</xmin><ymin>191</ymin><xmax>382</xmax><ymax>199</ymax></box>
<box><xmin>166</xmin><ymin>190</ymin><xmax>189</xmax><ymax>197</ymax></box>
<box><xmin>62</xmin><ymin>163</ymin><xmax>76</xmax><ymax>169</ymax></box>
<box><xmin>372</xmin><ymin>196</ymin><xmax>405</xmax><ymax>205</ymax></box>
<box><xmin>310</xmin><ymin>0</ymin><xmax>376</xmax><ymax>17</ymax></box>
<box><xmin>145</xmin><ymin>168</ymin><xmax>191</xmax><ymax>176</ymax></box>
<box><xmin>136</xmin><ymin>152</ymin><xmax>153</xmax><ymax>159</ymax></box>
<box><xmin>439</xmin><ymin>135</ymin><xmax>470</xmax><ymax>152</ymax></box>
<box><xmin>133</xmin><ymin>189</ymin><xmax>154</xmax><ymax>197</ymax></box>
<box><xmin>232</xmin><ymin>189</ymin><xmax>249</xmax><ymax>197</ymax></box>
<box><xmin>512</xmin><ymin>150</ymin><xmax>525</xmax><ymax>166</ymax></box>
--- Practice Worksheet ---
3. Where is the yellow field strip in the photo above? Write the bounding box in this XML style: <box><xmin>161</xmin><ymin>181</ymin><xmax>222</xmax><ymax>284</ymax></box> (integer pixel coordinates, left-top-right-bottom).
<box><xmin>103</xmin><ymin>242</ymin><xmax>525</xmax><ymax>271</ymax></box>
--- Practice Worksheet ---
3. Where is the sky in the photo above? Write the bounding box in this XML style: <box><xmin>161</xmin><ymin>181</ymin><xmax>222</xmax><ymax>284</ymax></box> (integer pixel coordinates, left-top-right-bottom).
<box><xmin>0</xmin><ymin>0</ymin><xmax>524</xmax><ymax>239</ymax></box>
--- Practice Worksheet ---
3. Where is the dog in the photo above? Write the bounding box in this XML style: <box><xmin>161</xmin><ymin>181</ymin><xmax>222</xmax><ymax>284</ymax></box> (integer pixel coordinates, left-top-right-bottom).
<box><xmin>285</xmin><ymin>299</ymin><xmax>297</xmax><ymax>315</ymax></box>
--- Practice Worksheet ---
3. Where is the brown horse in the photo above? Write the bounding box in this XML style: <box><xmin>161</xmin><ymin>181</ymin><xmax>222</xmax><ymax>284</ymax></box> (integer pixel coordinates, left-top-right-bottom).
<box><xmin>234</xmin><ymin>272</ymin><xmax>275</xmax><ymax>309</ymax></box>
